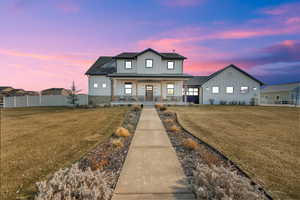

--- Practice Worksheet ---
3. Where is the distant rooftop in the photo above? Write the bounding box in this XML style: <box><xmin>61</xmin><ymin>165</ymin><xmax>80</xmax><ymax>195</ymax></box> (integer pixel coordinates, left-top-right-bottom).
<box><xmin>261</xmin><ymin>82</ymin><xmax>300</xmax><ymax>93</ymax></box>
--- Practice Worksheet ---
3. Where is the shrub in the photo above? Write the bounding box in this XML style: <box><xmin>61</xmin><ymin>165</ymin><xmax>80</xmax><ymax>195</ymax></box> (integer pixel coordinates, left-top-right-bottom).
<box><xmin>168</xmin><ymin>125</ymin><xmax>181</xmax><ymax>133</ymax></box>
<box><xmin>183</xmin><ymin>138</ymin><xmax>199</xmax><ymax>150</ymax></box>
<box><xmin>164</xmin><ymin>118</ymin><xmax>174</xmax><ymax>124</ymax></box>
<box><xmin>209</xmin><ymin>99</ymin><xmax>215</xmax><ymax>105</ymax></box>
<box><xmin>250</xmin><ymin>98</ymin><xmax>256</xmax><ymax>106</ymax></box>
<box><xmin>155</xmin><ymin>104</ymin><xmax>162</xmax><ymax>109</ymax></box>
<box><xmin>111</xmin><ymin>138</ymin><xmax>124</xmax><ymax>148</ymax></box>
<box><xmin>191</xmin><ymin>163</ymin><xmax>265</xmax><ymax>200</ymax></box>
<box><xmin>220</xmin><ymin>100</ymin><xmax>227</xmax><ymax>105</ymax></box>
<box><xmin>35</xmin><ymin>163</ymin><xmax>111</xmax><ymax>200</ymax></box>
<box><xmin>132</xmin><ymin>104</ymin><xmax>141</xmax><ymax>111</ymax></box>
<box><xmin>163</xmin><ymin>110</ymin><xmax>175</xmax><ymax>118</ymax></box>
<box><xmin>91</xmin><ymin>159</ymin><xmax>109</xmax><ymax>171</ymax></box>
<box><xmin>160</xmin><ymin>105</ymin><xmax>167</xmax><ymax>111</ymax></box>
<box><xmin>115</xmin><ymin>127</ymin><xmax>130</xmax><ymax>137</ymax></box>
<box><xmin>200</xmin><ymin>150</ymin><xmax>222</xmax><ymax>166</ymax></box>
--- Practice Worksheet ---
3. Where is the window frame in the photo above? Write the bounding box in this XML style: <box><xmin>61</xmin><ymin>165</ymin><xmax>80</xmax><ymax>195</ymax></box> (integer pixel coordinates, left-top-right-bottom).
<box><xmin>124</xmin><ymin>60</ymin><xmax>132</xmax><ymax>69</ymax></box>
<box><xmin>212</xmin><ymin>86</ymin><xmax>219</xmax><ymax>94</ymax></box>
<box><xmin>187</xmin><ymin>87</ymin><xmax>199</xmax><ymax>96</ymax></box>
<box><xmin>240</xmin><ymin>86</ymin><xmax>249</xmax><ymax>94</ymax></box>
<box><xmin>167</xmin><ymin>61</ymin><xmax>174</xmax><ymax>70</ymax></box>
<box><xmin>226</xmin><ymin>86</ymin><xmax>234</xmax><ymax>94</ymax></box>
<box><xmin>124</xmin><ymin>82</ymin><xmax>132</xmax><ymax>95</ymax></box>
<box><xmin>145</xmin><ymin>59</ymin><xmax>153</xmax><ymax>68</ymax></box>
<box><xmin>167</xmin><ymin>83</ymin><xmax>175</xmax><ymax>96</ymax></box>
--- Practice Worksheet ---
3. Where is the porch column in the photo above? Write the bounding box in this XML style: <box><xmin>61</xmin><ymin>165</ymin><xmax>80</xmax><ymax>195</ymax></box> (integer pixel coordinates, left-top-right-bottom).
<box><xmin>160</xmin><ymin>81</ymin><xmax>163</xmax><ymax>102</ymax></box>
<box><xmin>184</xmin><ymin>84</ymin><xmax>187</xmax><ymax>104</ymax></box>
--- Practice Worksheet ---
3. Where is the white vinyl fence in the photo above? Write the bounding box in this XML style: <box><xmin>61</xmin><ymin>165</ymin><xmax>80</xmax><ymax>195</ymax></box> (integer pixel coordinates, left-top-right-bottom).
<box><xmin>3</xmin><ymin>95</ymin><xmax>88</xmax><ymax>108</ymax></box>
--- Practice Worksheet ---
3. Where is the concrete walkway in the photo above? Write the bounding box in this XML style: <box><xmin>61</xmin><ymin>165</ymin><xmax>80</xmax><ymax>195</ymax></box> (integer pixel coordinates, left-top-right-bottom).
<box><xmin>112</xmin><ymin>107</ymin><xmax>195</xmax><ymax>200</ymax></box>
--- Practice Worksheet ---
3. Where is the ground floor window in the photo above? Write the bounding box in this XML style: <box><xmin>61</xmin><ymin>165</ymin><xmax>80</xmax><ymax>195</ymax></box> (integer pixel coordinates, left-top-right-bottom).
<box><xmin>212</xmin><ymin>86</ymin><xmax>219</xmax><ymax>94</ymax></box>
<box><xmin>167</xmin><ymin>84</ymin><xmax>174</xmax><ymax>96</ymax></box>
<box><xmin>240</xmin><ymin>86</ymin><xmax>249</xmax><ymax>94</ymax></box>
<box><xmin>187</xmin><ymin>88</ymin><xmax>198</xmax><ymax>96</ymax></box>
<box><xmin>124</xmin><ymin>82</ymin><xmax>132</xmax><ymax>95</ymax></box>
<box><xmin>226</xmin><ymin>86</ymin><xmax>234</xmax><ymax>94</ymax></box>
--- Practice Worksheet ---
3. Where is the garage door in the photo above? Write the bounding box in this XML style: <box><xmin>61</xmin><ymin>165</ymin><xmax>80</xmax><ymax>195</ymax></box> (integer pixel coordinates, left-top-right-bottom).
<box><xmin>186</xmin><ymin>87</ymin><xmax>199</xmax><ymax>104</ymax></box>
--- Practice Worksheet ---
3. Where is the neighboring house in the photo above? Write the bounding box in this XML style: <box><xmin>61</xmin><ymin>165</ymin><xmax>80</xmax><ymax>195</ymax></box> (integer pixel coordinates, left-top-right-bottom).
<box><xmin>185</xmin><ymin>65</ymin><xmax>263</xmax><ymax>104</ymax></box>
<box><xmin>41</xmin><ymin>88</ymin><xmax>71</xmax><ymax>96</ymax></box>
<box><xmin>85</xmin><ymin>48</ymin><xmax>192</xmax><ymax>105</ymax></box>
<box><xmin>85</xmin><ymin>48</ymin><xmax>263</xmax><ymax>105</ymax></box>
<box><xmin>261</xmin><ymin>82</ymin><xmax>300</xmax><ymax>105</ymax></box>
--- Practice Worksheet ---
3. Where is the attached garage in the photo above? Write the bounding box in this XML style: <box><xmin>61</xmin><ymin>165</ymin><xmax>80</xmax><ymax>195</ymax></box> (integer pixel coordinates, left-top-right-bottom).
<box><xmin>184</xmin><ymin>76</ymin><xmax>208</xmax><ymax>104</ymax></box>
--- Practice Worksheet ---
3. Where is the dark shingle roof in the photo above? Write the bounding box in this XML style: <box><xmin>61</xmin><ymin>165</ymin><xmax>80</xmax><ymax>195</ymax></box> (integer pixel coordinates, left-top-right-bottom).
<box><xmin>261</xmin><ymin>82</ymin><xmax>300</xmax><ymax>93</ymax></box>
<box><xmin>85</xmin><ymin>56</ymin><xmax>116</xmax><ymax>75</ymax></box>
<box><xmin>185</xmin><ymin>76</ymin><xmax>209</xmax><ymax>85</ymax></box>
<box><xmin>114</xmin><ymin>48</ymin><xmax>186</xmax><ymax>59</ymax></box>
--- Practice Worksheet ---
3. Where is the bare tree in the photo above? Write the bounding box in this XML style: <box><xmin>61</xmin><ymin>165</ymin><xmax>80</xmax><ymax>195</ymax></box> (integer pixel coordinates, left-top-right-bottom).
<box><xmin>67</xmin><ymin>81</ymin><xmax>81</xmax><ymax>107</ymax></box>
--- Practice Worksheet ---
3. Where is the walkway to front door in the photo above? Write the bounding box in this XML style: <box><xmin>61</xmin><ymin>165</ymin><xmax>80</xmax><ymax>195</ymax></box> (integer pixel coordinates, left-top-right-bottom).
<box><xmin>111</xmin><ymin>107</ymin><xmax>195</xmax><ymax>200</ymax></box>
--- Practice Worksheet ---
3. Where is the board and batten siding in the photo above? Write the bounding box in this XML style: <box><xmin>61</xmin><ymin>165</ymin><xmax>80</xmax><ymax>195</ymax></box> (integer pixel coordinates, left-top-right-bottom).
<box><xmin>116</xmin><ymin>51</ymin><xmax>183</xmax><ymax>74</ymax></box>
<box><xmin>201</xmin><ymin>67</ymin><xmax>260</xmax><ymax>104</ymax></box>
<box><xmin>88</xmin><ymin>76</ymin><xmax>111</xmax><ymax>96</ymax></box>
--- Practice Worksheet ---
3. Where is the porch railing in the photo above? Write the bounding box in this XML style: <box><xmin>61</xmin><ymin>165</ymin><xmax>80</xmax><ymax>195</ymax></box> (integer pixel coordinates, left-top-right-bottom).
<box><xmin>111</xmin><ymin>95</ymin><xmax>184</xmax><ymax>103</ymax></box>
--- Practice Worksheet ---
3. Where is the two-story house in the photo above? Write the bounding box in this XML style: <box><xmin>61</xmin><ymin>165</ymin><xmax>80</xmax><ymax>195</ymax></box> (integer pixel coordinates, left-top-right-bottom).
<box><xmin>85</xmin><ymin>48</ymin><xmax>263</xmax><ymax>105</ymax></box>
<box><xmin>85</xmin><ymin>48</ymin><xmax>192</xmax><ymax>105</ymax></box>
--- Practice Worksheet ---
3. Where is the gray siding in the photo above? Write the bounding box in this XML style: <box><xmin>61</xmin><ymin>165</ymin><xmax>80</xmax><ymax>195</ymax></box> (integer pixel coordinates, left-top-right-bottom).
<box><xmin>201</xmin><ymin>67</ymin><xmax>260</xmax><ymax>104</ymax></box>
<box><xmin>88</xmin><ymin>76</ymin><xmax>111</xmax><ymax>96</ymax></box>
<box><xmin>116</xmin><ymin>59</ymin><xmax>137</xmax><ymax>73</ymax></box>
<box><xmin>116</xmin><ymin>51</ymin><xmax>183</xmax><ymax>74</ymax></box>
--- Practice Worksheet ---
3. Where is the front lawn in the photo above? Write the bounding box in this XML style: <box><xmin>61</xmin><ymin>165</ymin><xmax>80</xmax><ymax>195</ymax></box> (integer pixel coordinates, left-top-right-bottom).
<box><xmin>171</xmin><ymin>106</ymin><xmax>300</xmax><ymax>200</ymax></box>
<box><xmin>0</xmin><ymin>106</ymin><xmax>128</xmax><ymax>200</ymax></box>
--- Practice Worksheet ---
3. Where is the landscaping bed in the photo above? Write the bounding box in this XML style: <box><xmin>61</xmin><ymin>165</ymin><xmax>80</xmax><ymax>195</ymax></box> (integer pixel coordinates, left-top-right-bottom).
<box><xmin>156</xmin><ymin>105</ymin><xmax>271</xmax><ymax>200</ymax></box>
<box><xmin>34</xmin><ymin>106</ymin><xmax>141</xmax><ymax>200</ymax></box>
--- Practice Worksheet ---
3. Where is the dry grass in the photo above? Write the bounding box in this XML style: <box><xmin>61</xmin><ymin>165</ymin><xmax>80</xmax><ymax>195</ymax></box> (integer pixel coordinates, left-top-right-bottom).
<box><xmin>168</xmin><ymin>125</ymin><xmax>181</xmax><ymax>133</ymax></box>
<box><xmin>111</xmin><ymin>138</ymin><xmax>124</xmax><ymax>148</ymax></box>
<box><xmin>171</xmin><ymin>106</ymin><xmax>300</xmax><ymax>200</ymax></box>
<box><xmin>115</xmin><ymin>127</ymin><xmax>130</xmax><ymax>137</ymax></box>
<box><xmin>0</xmin><ymin>106</ymin><xmax>128</xmax><ymax>200</ymax></box>
<box><xmin>182</xmin><ymin>138</ymin><xmax>199</xmax><ymax>150</ymax></box>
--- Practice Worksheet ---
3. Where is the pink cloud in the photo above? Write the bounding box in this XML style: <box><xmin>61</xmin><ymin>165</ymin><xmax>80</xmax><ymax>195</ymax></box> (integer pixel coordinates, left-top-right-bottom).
<box><xmin>159</xmin><ymin>0</ymin><xmax>204</xmax><ymax>7</ymax></box>
<box><xmin>0</xmin><ymin>49</ymin><xmax>92</xmax><ymax>66</ymax></box>
<box><xmin>263</xmin><ymin>2</ymin><xmax>300</xmax><ymax>16</ymax></box>
<box><xmin>286</xmin><ymin>17</ymin><xmax>300</xmax><ymax>24</ymax></box>
<box><xmin>281</xmin><ymin>40</ymin><xmax>297</xmax><ymax>47</ymax></box>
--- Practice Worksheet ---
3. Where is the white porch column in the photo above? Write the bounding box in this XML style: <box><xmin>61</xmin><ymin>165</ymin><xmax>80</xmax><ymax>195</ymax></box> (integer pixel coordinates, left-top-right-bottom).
<box><xmin>184</xmin><ymin>85</ymin><xmax>187</xmax><ymax>104</ymax></box>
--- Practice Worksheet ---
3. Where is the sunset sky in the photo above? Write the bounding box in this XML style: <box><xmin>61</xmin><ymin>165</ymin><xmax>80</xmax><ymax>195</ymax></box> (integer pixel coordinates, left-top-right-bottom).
<box><xmin>0</xmin><ymin>0</ymin><xmax>299</xmax><ymax>92</ymax></box>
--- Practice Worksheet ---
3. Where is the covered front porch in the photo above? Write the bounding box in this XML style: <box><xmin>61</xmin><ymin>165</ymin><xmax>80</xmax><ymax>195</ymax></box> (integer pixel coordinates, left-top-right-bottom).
<box><xmin>111</xmin><ymin>77</ymin><xmax>188</xmax><ymax>105</ymax></box>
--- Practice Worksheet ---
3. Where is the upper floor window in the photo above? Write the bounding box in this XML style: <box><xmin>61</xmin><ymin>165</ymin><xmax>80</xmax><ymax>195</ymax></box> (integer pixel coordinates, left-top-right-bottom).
<box><xmin>226</xmin><ymin>87</ymin><xmax>234</xmax><ymax>94</ymax></box>
<box><xmin>167</xmin><ymin>61</ymin><xmax>174</xmax><ymax>69</ymax></box>
<box><xmin>125</xmin><ymin>60</ymin><xmax>132</xmax><ymax>69</ymax></box>
<box><xmin>124</xmin><ymin>82</ymin><xmax>132</xmax><ymax>95</ymax></box>
<box><xmin>240</xmin><ymin>86</ymin><xmax>249</xmax><ymax>94</ymax></box>
<box><xmin>145</xmin><ymin>59</ymin><xmax>153</xmax><ymax>68</ymax></box>
<box><xmin>167</xmin><ymin>84</ymin><xmax>174</xmax><ymax>96</ymax></box>
<box><xmin>212</xmin><ymin>86</ymin><xmax>219</xmax><ymax>94</ymax></box>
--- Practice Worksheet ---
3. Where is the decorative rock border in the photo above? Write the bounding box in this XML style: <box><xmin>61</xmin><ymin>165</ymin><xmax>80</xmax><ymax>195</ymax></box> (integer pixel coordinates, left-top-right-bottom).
<box><xmin>157</xmin><ymin>109</ymin><xmax>273</xmax><ymax>200</ymax></box>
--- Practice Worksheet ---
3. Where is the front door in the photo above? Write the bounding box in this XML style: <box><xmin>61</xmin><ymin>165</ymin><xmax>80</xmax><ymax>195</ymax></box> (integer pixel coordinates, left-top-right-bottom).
<box><xmin>145</xmin><ymin>85</ymin><xmax>153</xmax><ymax>101</ymax></box>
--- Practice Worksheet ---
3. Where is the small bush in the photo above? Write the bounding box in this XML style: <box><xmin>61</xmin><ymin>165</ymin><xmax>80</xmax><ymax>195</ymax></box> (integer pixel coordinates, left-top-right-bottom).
<box><xmin>250</xmin><ymin>98</ymin><xmax>256</xmax><ymax>106</ymax></box>
<box><xmin>209</xmin><ymin>99</ymin><xmax>215</xmax><ymax>105</ymax></box>
<box><xmin>168</xmin><ymin>125</ymin><xmax>181</xmax><ymax>133</ymax></box>
<box><xmin>115</xmin><ymin>127</ymin><xmax>130</xmax><ymax>137</ymax></box>
<box><xmin>164</xmin><ymin>118</ymin><xmax>174</xmax><ymax>124</ymax></box>
<box><xmin>163</xmin><ymin>110</ymin><xmax>175</xmax><ymax>118</ymax></box>
<box><xmin>200</xmin><ymin>150</ymin><xmax>222</xmax><ymax>166</ymax></box>
<box><xmin>111</xmin><ymin>138</ymin><xmax>124</xmax><ymax>148</ymax></box>
<box><xmin>91</xmin><ymin>159</ymin><xmax>109</xmax><ymax>171</ymax></box>
<box><xmin>160</xmin><ymin>105</ymin><xmax>167</xmax><ymax>111</ymax></box>
<box><xmin>220</xmin><ymin>100</ymin><xmax>227</xmax><ymax>105</ymax></box>
<box><xmin>183</xmin><ymin>138</ymin><xmax>199</xmax><ymax>150</ymax></box>
<box><xmin>155</xmin><ymin>104</ymin><xmax>162</xmax><ymax>109</ymax></box>
<box><xmin>35</xmin><ymin>163</ymin><xmax>111</xmax><ymax>200</ymax></box>
<box><xmin>132</xmin><ymin>104</ymin><xmax>141</xmax><ymax>111</ymax></box>
<box><xmin>191</xmin><ymin>163</ymin><xmax>265</xmax><ymax>200</ymax></box>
